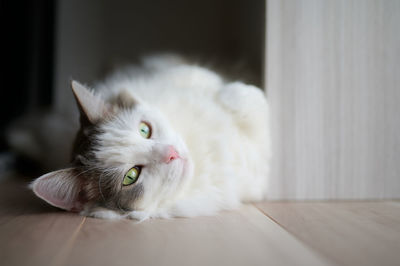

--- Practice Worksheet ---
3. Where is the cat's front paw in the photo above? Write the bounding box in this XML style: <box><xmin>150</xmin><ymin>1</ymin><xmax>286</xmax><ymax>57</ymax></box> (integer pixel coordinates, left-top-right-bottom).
<box><xmin>81</xmin><ymin>207</ymin><xmax>123</xmax><ymax>220</ymax></box>
<box><xmin>126</xmin><ymin>210</ymin><xmax>150</xmax><ymax>222</ymax></box>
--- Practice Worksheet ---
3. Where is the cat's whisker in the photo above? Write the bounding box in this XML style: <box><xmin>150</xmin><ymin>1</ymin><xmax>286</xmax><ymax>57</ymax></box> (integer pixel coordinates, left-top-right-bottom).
<box><xmin>98</xmin><ymin>172</ymin><xmax>106</xmax><ymax>202</ymax></box>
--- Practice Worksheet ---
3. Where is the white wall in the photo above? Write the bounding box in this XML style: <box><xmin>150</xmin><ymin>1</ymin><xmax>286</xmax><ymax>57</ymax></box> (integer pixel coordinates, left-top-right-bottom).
<box><xmin>266</xmin><ymin>0</ymin><xmax>400</xmax><ymax>199</ymax></box>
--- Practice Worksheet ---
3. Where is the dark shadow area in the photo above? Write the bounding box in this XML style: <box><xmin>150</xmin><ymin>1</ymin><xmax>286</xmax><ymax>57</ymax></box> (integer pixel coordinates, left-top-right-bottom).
<box><xmin>1</xmin><ymin>0</ymin><xmax>55</xmax><ymax>149</ymax></box>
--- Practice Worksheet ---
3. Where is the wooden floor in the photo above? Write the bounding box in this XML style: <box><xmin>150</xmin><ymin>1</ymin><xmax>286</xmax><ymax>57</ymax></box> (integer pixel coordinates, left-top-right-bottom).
<box><xmin>0</xmin><ymin>176</ymin><xmax>399</xmax><ymax>266</ymax></box>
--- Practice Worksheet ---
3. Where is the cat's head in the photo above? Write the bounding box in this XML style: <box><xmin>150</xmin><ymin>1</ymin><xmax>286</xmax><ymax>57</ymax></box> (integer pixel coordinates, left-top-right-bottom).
<box><xmin>30</xmin><ymin>81</ymin><xmax>193</xmax><ymax>217</ymax></box>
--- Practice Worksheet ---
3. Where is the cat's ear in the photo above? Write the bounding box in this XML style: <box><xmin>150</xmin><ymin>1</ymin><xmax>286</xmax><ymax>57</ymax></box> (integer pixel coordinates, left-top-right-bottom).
<box><xmin>71</xmin><ymin>80</ymin><xmax>111</xmax><ymax>124</ymax></box>
<box><xmin>111</xmin><ymin>89</ymin><xmax>140</xmax><ymax>109</ymax></box>
<box><xmin>31</xmin><ymin>168</ymin><xmax>85</xmax><ymax>212</ymax></box>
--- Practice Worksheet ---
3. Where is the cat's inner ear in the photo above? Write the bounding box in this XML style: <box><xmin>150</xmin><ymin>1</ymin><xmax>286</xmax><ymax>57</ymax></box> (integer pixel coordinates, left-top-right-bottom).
<box><xmin>31</xmin><ymin>168</ymin><xmax>85</xmax><ymax>212</ymax></box>
<box><xmin>71</xmin><ymin>80</ymin><xmax>111</xmax><ymax>124</ymax></box>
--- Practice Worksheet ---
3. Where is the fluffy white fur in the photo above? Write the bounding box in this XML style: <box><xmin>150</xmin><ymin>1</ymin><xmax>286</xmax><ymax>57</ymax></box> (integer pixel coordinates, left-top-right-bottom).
<box><xmin>25</xmin><ymin>55</ymin><xmax>270</xmax><ymax>220</ymax></box>
<box><xmin>90</xmin><ymin>56</ymin><xmax>270</xmax><ymax>219</ymax></box>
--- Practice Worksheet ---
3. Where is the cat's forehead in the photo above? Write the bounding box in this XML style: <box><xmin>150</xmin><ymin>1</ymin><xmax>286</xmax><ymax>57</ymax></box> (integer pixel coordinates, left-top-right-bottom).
<box><xmin>95</xmin><ymin>119</ymin><xmax>148</xmax><ymax>165</ymax></box>
<box><xmin>100</xmin><ymin>103</ymin><xmax>174</xmax><ymax>140</ymax></box>
<box><xmin>92</xmin><ymin>106</ymin><xmax>165</xmax><ymax>165</ymax></box>
<box><xmin>105</xmin><ymin>103</ymin><xmax>167</xmax><ymax>129</ymax></box>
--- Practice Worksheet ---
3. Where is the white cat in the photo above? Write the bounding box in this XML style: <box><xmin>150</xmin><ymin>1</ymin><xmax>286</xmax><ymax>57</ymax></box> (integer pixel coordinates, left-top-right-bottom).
<box><xmin>28</xmin><ymin>55</ymin><xmax>270</xmax><ymax>220</ymax></box>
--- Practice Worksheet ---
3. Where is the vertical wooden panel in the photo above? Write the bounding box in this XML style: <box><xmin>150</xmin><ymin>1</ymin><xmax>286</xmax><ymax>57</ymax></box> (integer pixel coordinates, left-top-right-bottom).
<box><xmin>266</xmin><ymin>0</ymin><xmax>400</xmax><ymax>199</ymax></box>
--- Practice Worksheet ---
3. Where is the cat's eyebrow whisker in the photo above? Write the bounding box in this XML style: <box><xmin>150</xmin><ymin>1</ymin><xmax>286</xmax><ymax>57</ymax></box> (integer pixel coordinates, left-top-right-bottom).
<box><xmin>75</xmin><ymin>163</ymin><xmax>112</xmax><ymax>178</ymax></box>
<box><xmin>74</xmin><ymin>166</ymin><xmax>97</xmax><ymax>178</ymax></box>
<box><xmin>116</xmin><ymin>199</ymin><xmax>125</xmax><ymax>213</ymax></box>
<box><xmin>98</xmin><ymin>172</ymin><xmax>106</xmax><ymax>202</ymax></box>
<box><xmin>66</xmin><ymin>165</ymin><xmax>99</xmax><ymax>182</ymax></box>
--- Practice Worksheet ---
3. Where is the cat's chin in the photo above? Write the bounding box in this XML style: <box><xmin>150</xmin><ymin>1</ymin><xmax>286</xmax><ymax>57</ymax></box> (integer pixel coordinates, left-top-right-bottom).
<box><xmin>165</xmin><ymin>155</ymin><xmax>194</xmax><ymax>199</ymax></box>
<box><xmin>166</xmin><ymin>157</ymin><xmax>189</xmax><ymax>184</ymax></box>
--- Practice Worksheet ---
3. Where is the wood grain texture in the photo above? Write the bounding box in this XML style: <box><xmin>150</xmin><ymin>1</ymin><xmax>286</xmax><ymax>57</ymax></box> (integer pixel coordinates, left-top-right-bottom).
<box><xmin>0</xmin><ymin>178</ymin><xmax>86</xmax><ymax>266</ymax></box>
<box><xmin>256</xmin><ymin>201</ymin><xmax>400</xmax><ymax>266</ymax></box>
<box><xmin>265</xmin><ymin>0</ymin><xmax>400</xmax><ymax>199</ymax></box>
<box><xmin>3</xmin><ymin>177</ymin><xmax>400</xmax><ymax>266</ymax></box>
<box><xmin>0</xmin><ymin>178</ymin><xmax>329</xmax><ymax>266</ymax></box>
<box><xmin>63</xmin><ymin>205</ymin><xmax>330</xmax><ymax>266</ymax></box>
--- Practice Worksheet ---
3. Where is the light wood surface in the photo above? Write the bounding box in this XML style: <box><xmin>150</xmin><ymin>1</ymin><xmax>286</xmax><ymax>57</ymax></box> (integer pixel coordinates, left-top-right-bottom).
<box><xmin>1</xmin><ymin>177</ymin><xmax>400</xmax><ymax>266</ymax></box>
<box><xmin>265</xmin><ymin>0</ymin><xmax>400</xmax><ymax>199</ymax></box>
<box><xmin>256</xmin><ymin>201</ymin><xmax>400</xmax><ymax>266</ymax></box>
<box><xmin>65</xmin><ymin>206</ymin><xmax>329</xmax><ymax>266</ymax></box>
<box><xmin>0</xmin><ymin>178</ymin><xmax>329</xmax><ymax>266</ymax></box>
<box><xmin>0</xmin><ymin>179</ymin><xmax>85</xmax><ymax>266</ymax></box>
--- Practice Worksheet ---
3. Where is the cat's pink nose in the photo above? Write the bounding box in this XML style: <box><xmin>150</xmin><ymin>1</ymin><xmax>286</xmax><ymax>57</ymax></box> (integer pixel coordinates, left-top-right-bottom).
<box><xmin>164</xmin><ymin>146</ymin><xmax>179</xmax><ymax>164</ymax></box>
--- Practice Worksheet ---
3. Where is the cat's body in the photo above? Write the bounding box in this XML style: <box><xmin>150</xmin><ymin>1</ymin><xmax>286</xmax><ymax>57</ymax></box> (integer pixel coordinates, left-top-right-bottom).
<box><xmin>25</xmin><ymin>55</ymin><xmax>270</xmax><ymax>220</ymax></box>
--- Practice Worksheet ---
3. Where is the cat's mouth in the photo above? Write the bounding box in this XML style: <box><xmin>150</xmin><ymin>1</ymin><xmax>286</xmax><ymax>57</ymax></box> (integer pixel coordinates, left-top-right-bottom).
<box><xmin>163</xmin><ymin>144</ymin><xmax>193</xmax><ymax>181</ymax></box>
<box><xmin>165</xmin><ymin>151</ymin><xmax>190</xmax><ymax>177</ymax></box>
<box><xmin>177</xmin><ymin>155</ymin><xmax>193</xmax><ymax>180</ymax></box>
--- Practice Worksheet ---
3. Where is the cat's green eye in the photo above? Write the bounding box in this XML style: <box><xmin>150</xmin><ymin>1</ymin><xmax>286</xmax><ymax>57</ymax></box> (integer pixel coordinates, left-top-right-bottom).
<box><xmin>123</xmin><ymin>166</ymin><xmax>141</xmax><ymax>186</ymax></box>
<box><xmin>139</xmin><ymin>122</ymin><xmax>151</xmax><ymax>139</ymax></box>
